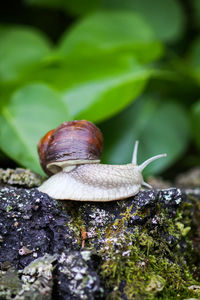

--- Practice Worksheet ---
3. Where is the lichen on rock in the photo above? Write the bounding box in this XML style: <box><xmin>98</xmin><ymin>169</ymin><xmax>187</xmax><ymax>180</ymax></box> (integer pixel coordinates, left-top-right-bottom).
<box><xmin>0</xmin><ymin>267</ymin><xmax>22</xmax><ymax>299</ymax></box>
<box><xmin>55</xmin><ymin>250</ymin><xmax>104</xmax><ymax>299</ymax></box>
<box><xmin>0</xmin><ymin>168</ymin><xmax>44</xmax><ymax>187</ymax></box>
<box><xmin>16</xmin><ymin>253</ymin><xmax>56</xmax><ymax>300</ymax></box>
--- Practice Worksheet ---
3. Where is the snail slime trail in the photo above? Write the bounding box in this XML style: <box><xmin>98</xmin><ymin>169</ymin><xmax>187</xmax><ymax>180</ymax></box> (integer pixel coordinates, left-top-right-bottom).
<box><xmin>37</xmin><ymin>120</ymin><xmax>167</xmax><ymax>201</ymax></box>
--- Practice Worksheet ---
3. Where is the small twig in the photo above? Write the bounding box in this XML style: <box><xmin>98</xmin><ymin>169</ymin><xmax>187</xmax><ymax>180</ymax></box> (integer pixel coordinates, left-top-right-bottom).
<box><xmin>80</xmin><ymin>227</ymin><xmax>88</xmax><ymax>248</ymax></box>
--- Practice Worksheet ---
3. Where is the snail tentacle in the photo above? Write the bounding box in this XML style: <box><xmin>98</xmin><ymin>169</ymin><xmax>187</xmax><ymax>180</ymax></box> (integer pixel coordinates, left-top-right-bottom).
<box><xmin>132</xmin><ymin>140</ymin><xmax>139</xmax><ymax>165</ymax></box>
<box><xmin>139</xmin><ymin>153</ymin><xmax>167</xmax><ymax>172</ymax></box>
<box><xmin>142</xmin><ymin>181</ymin><xmax>152</xmax><ymax>189</ymax></box>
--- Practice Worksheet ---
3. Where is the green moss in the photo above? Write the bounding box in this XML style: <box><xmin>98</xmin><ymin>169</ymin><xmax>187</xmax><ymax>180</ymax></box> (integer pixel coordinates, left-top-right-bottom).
<box><xmin>176</xmin><ymin>222</ymin><xmax>191</xmax><ymax>236</ymax></box>
<box><xmin>101</xmin><ymin>230</ymin><xmax>199</xmax><ymax>299</ymax></box>
<box><xmin>65</xmin><ymin>202</ymin><xmax>86</xmax><ymax>247</ymax></box>
<box><xmin>99</xmin><ymin>200</ymin><xmax>200</xmax><ymax>299</ymax></box>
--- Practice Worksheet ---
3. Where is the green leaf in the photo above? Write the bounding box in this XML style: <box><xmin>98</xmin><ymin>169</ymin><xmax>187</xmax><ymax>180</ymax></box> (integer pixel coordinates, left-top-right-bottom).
<box><xmin>100</xmin><ymin>94</ymin><xmax>189</xmax><ymax>175</ymax></box>
<box><xmin>0</xmin><ymin>25</ymin><xmax>52</xmax><ymax>83</ymax></box>
<box><xmin>34</xmin><ymin>55</ymin><xmax>150</xmax><ymax>122</ymax></box>
<box><xmin>0</xmin><ymin>84</ymin><xmax>70</xmax><ymax>174</ymax></box>
<box><xmin>103</xmin><ymin>0</ymin><xmax>185</xmax><ymax>42</ymax></box>
<box><xmin>191</xmin><ymin>100</ymin><xmax>200</xmax><ymax>150</ymax></box>
<box><xmin>58</xmin><ymin>11</ymin><xmax>163</xmax><ymax>63</ymax></box>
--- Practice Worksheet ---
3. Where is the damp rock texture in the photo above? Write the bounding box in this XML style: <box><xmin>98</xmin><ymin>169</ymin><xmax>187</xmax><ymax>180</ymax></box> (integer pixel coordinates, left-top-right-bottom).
<box><xmin>0</xmin><ymin>185</ymin><xmax>200</xmax><ymax>299</ymax></box>
<box><xmin>0</xmin><ymin>186</ymin><xmax>77</xmax><ymax>268</ymax></box>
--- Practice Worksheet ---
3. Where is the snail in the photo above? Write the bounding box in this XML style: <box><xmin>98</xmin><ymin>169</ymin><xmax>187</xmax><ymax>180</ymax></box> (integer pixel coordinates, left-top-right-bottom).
<box><xmin>37</xmin><ymin>120</ymin><xmax>166</xmax><ymax>202</ymax></box>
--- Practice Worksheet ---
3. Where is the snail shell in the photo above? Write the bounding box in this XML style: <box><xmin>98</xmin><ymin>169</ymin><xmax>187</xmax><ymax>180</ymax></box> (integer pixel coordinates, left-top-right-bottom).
<box><xmin>38</xmin><ymin>120</ymin><xmax>103</xmax><ymax>175</ymax></box>
<box><xmin>37</xmin><ymin>120</ymin><xmax>166</xmax><ymax>202</ymax></box>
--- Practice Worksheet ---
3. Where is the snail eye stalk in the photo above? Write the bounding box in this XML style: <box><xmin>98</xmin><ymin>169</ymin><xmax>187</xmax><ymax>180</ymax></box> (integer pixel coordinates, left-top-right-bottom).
<box><xmin>132</xmin><ymin>140</ymin><xmax>139</xmax><ymax>165</ymax></box>
<box><xmin>139</xmin><ymin>154</ymin><xmax>167</xmax><ymax>172</ymax></box>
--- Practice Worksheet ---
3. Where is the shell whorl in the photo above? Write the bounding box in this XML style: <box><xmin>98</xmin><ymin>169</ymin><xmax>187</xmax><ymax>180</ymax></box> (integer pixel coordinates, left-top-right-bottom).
<box><xmin>37</xmin><ymin>120</ymin><xmax>103</xmax><ymax>175</ymax></box>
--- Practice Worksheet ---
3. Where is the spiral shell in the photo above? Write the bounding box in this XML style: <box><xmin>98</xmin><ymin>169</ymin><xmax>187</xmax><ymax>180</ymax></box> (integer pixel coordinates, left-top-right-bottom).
<box><xmin>37</xmin><ymin>120</ymin><xmax>103</xmax><ymax>175</ymax></box>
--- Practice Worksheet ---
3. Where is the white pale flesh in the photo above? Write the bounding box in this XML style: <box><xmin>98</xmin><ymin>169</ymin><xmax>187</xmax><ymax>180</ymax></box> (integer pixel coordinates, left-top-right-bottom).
<box><xmin>38</xmin><ymin>164</ymin><xmax>143</xmax><ymax>202</ymax></box>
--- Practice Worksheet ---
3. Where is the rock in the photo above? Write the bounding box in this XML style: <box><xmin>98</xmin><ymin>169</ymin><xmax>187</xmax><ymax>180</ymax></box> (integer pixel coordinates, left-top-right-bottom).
<box><xmin>0</xmin><ymin>251</ymin><xmax>104</xmax><ymax>300</ymax></box>
<box><xmin>55</xmin><ymin>250</ymin><xmax>104</xmax><ymax>299</ymax></box>
<box><xmin>0</xmin><ymin>186</ymin><xmax>76</xmax><ymax>268</ymax></box>
<box><xmin>15</xmin><ymin>253</ymin><xmax>56</xmax><ymax>300</ymax></box>
<box><xmin>0</xmin><ymin>168</ymin><xmax>44</xmax><ymax>187</ymax></box>
<box><xmin>0</xmin><ymin>185</ymin><xmax>199</xmax><ymax>299</ymax></box>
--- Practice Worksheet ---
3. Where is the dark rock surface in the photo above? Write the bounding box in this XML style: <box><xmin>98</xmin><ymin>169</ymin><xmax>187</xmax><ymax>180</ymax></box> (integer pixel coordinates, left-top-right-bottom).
<box><xmin>0</xmin><ymin>185</ymin><xmax>200</xmax><ymax>299</ymax></box>
<box><xmin>0</xmin><ymin>186</ymin><xmax>76</xmax><ymax>269</ymax></box>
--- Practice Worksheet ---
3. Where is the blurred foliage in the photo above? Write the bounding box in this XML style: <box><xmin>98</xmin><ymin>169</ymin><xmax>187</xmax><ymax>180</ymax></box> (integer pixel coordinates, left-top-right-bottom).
<box><xmin>100</xmin><ymin>95</ymin><xmax>189</xmax><ymax>176</ymax></box>
<box><xmin>0</xmin><ymin>0</ymin><xmax>199</xmax><ymax>177</ymax></box>
<box><xmin>0</xmin><ymin>26</ymin><xmax>52</xmax><ymax>82</ymax></box>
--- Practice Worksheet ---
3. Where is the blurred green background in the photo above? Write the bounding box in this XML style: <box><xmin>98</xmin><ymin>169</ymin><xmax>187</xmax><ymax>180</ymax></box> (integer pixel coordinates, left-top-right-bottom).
<box><xmin>0</xmin><ymin>0</ymin><xmax>200</xmax><ymax>177</ymax></box>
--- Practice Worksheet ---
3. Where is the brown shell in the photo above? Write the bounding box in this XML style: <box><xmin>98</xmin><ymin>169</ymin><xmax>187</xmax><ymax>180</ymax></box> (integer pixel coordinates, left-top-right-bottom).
<box><xmin>37</xmin><ymin>120</ymin><xmax>103</xmax><ymax>175</ymax></box>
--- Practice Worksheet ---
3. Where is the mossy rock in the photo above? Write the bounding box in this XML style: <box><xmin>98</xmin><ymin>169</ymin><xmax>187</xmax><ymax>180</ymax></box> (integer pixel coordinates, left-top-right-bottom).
<box><xmin>0</xmin><ymin>185</ymin><xmax>199</xmax><ymax>299</ymax></box>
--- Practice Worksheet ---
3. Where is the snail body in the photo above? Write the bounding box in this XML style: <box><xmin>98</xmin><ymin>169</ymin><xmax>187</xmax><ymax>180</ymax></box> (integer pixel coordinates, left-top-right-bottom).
<box><xmin>37</xmin><ymin>120</ymin><xmax>166</xmax><ymax>202</ymax></box>
<box><xmin>38</xmin><ymin>163</ymin><xmax>142</xmax><ymax>201</ymax></box>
